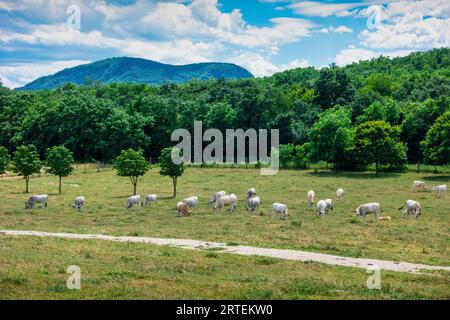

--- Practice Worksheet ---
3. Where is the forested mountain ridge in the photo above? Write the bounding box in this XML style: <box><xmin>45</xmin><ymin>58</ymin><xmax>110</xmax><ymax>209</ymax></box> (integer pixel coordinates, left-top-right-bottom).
<box><xmin>19</xmin><ymin>57</ymin><xmax>254</xmax><ymax>90</ymax></box>
<box><xmin>1</xmin><ymin>48</ymin><xmax>449</xmax><ymax>171</ymax></box>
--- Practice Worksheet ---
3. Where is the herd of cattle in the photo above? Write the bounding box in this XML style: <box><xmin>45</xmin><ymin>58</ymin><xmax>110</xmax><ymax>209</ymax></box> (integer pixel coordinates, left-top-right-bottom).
<box><xmin>23</xmin><ymin>180</ymin><xmax>447</xmax><ymax>222</ymax></box>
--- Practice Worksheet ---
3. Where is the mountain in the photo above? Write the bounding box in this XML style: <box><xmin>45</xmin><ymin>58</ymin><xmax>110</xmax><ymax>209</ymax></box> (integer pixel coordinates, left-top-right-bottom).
<box><xmin>19</xmin><ymin>57</ymin><xmax>254</xmax><ymax>90</ymax></box>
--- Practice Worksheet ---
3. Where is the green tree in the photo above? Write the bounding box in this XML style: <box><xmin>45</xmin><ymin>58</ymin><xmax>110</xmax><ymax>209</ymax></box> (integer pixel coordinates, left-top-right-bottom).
<box><xmin>12</xmin><ymin>145</ymin><xmax>42</xmax><ymax>193</ymax></box>
<box><xmin>421</xmin><ymin>111</ymin><xmax>450</xmax><ymax>172</ymax></box>
<box><xmin>309</xmin><ymin>107</ymin><xmax>352</xmax><ymax>168</ymax></box>
<box><xmin>159</xmin><ymin>147</ymin><xmax>185</xmax><ymax>197</ymax></box>
<box><xmin>314</xmin><ymin>66</ymin><xmax>354</xmax><ymax>109</ymax></box>
<box><xmin>114</xmin><ymin>149</ymin><xmax>150</xmax><ymax>195</ymax></box>
<box><xmin>294</xmin><ymin>142</ymin><xmax>311</xmax><ymax>169</ymax></box>
<box><xmin>45</xmin><ymin>145</ymin><xmax>74</xmax><ymax>194</ymax></box>
<box><xmin>350</xmin><ymin>121</ymin><xmax>406</xmax><ymax>174</ymax></box>
<box><xmin>278</xmin><ymin>144</ymin><xmax>295</xmax><ymax>168</ymax></box>
<box><xmin>0</xmin><ymin>146</ymin><xmax>10</xmax><ymax>175</ymax></box>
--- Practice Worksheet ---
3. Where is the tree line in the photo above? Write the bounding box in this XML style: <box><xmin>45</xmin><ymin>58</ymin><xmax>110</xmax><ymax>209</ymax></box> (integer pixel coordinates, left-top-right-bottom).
<box><xmin>0</xmin><ymin>48</ymin><xmax>449</xmax><ymax>173</ymax></box>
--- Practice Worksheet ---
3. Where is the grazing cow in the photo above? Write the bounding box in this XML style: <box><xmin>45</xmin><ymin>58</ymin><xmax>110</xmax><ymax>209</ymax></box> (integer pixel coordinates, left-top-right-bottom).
<box><xmin>247</xmin><ymin>196</ymin><xmax>261</xmax><ymax>212</ymax></box>
<box><xmin>325</xmin><ymin>199</ymin><xmax>334</xmax><ymax>213</ymax></box>
<box><xmin>336</xmin><ymin>188</ymin><xmax>344</xmax><ymax>200</ymax></box>
<box><xmin>355</xmin><ymin>203</ymin><xmax>381</xmax><ymax>221</ymax></box>
<box><xmin>398</xmin><ymin>200</ymin><xmax>421</xmax><ymax>219</ymax></box>
<box><xmin>272</xmin><ymin>203</ymin><xmax>288</xmax><ymax>220</ymax></box>
<box><xmin>176</xmin><ymin>201</ymin><xmax>190</xmax><ymax>217</ymax></box>
<box><xmin>182</xmin><ymin>196</ymin><xmax>198</xmax><ymax>209</ymax></box>
<box><xmin>143</xmin><ymin>194</ymin><xmax>157</xmax><ymax>207</ymax></box>
<box><xmin>316</xmin><ymin>200</ymin><xmax>327</xmax><ymax>217</ymax></box>
<box><xmin>209</xmin><ymin>191</ymin><xmax>226</xmax><ymax>205</ymax></box>
<box><xmin>379</xmin><ymin>216</ymin><xmax>391</xmax><ymax>221</ymax></box>
<box><xmin>126</xmin><ymin>195</ymin><xmax>141</xmax><ymax>209</ymax></box>
<box><xmin>412</xmin><ymin>181</ymin><xmax>426</xmax><ymax>192</ymax></box>
<box><xmin>25</xmin><ymin>195</ymin><xmax>48</xmax><ymax>209</ymax></box>
<box><xmin>214</xmin><ymin>194</ymin><xmax>238</xmax><ymax>212</ymax></box>
<box><xmin>307</xmin><ymin>190</ymin><xmax>315</xmax><ymax>207</ymax></box>
<box><xmin>432</xmin><ymin>184</ymin><xmax>447</xmax><ymax>197</ymax></box>
<box><xmin>247</xmin><ymin>187</ymin><xmax>256</xmax><ymax>199</ymax></box>
<box><xmin>73</xmin><ymin>196</ymin><xmax>85</xmax><ymax>211</ymax></box>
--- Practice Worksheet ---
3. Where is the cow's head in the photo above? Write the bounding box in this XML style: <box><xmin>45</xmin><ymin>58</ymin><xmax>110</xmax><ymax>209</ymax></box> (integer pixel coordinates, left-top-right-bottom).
<box><xmin>355</xmin><ymin>207</ymin><xmax>361</xmax><ymax>216</ymax></box>
<box><xmin>24</xmin><ymin>202</ymin><xmax>31</xmax><ymax>209</ymax></box>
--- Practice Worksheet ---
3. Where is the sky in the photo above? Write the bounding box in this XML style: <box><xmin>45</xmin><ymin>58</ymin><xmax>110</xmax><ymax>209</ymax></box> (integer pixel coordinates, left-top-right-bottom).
<box><xmin>0</xmin><ymin>0</ymin><xmax>449</xmax><ymax>88</ymax></box>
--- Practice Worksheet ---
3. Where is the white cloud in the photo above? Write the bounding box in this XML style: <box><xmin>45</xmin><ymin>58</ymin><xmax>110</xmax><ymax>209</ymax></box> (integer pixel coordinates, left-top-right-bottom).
<box><xmin>0</xmin><ymin>60</ymin><xmax>90</xmax><ymax>88</ymax></box>
<box><xmin>334</xmin><ymin>46</ymin><xmax>412</xmax><ymax>66</ymax></box>
<box><xmin>227</xmin><ymin>52</ymin><xmax>309</xmax><ymax>77</ymax></box>
<box><xmin>289</xmin><ymin>1</ymin><xmax>364</xmax><ymax>17</ymax></box>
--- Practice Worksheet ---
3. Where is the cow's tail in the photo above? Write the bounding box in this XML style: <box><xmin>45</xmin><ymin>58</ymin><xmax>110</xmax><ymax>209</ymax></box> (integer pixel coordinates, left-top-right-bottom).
<box><xmin>397</xmin><ymin>204</ymin><xmax>405</xmax><ymax>210</ymax></box>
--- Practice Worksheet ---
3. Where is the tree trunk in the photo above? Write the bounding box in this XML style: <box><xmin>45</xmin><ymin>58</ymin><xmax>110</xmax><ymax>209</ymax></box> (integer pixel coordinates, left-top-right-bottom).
<box><xmin>417</xmin><ymin>161</ymin><xmax>420</xmax><ymax>174</ymax></box>
<box><xmin>133</xmin><ymin>180</ymin><xmax>137</xmax><ymax>196</ymax></box>
<box><xmin>173</xmin><ymin>177</ymin><xmax>177</xmax><ymax>198</ymax></box>
<box><xmin>84</xmin><ymin>162</ymin><xmax>87</xmax><ymax>174</ymax></box>
<box><xmin>25</xmin><ymin>176</ymin><xmax>29</xmax><ymax>194</ymax></box>
<box><xmin>97</xmin><ymin>161</ymin><xmax>100</xmax><ymax>173</ymax></box>
<box><xmin>58</xmin><ymin>176</ymin><xmax>62</xmax><ymax>195</ymax></box>
<box><xmin>434</xmin><ymin>164</ymin><xmax>437</xmax><ymax>174</ymax></box>
<box><xmin>375</xmin><ymin>161</ymin><xmax>379</xmax><ymax>175</ymax></box>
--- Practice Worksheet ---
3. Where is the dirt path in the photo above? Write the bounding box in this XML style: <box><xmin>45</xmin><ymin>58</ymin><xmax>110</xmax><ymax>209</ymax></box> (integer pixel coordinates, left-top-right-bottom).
<box><xmin>1</xmin><ymin>229</ymin><xmax>449</xmax><ymax>274</ymax></box>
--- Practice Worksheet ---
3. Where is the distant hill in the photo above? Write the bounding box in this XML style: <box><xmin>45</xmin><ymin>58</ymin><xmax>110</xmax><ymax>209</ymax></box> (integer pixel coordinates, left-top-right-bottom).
<box><xmin>19</xmin><ymin>57</ymin><xmax>254</xmax><ymax>90</ymax></box>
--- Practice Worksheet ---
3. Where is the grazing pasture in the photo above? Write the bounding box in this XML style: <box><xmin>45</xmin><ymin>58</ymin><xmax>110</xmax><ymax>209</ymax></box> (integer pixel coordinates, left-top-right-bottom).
<box><xmin>0</xmin><ymin>166</ymin><xmax>449</xmax><ymax>299</ymax></box>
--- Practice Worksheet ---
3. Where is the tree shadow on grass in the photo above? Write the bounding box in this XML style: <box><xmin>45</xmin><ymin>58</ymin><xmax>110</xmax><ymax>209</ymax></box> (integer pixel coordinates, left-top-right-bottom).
<box><xmin>307</xmin><ymin>171</ymin><xmax>400</xmax><ymax>179</ymax></box>
<box><xmin>421</xmin><ymin>176</ymin><xmax>450</xmax><ymax>182</ymax></box>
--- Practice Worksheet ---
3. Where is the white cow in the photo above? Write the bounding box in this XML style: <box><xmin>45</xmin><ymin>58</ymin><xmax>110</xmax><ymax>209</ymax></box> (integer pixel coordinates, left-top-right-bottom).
<box><xmin>143</xmin><ymin>194</ymin><xmax>157</xmax><ymax>207</ymax></box>
<box><xmin>209</xmin><ymin>191</ymin><xmax>226</xmax><ymax>205</ymax></box>
<box><xmin>272</xmin><ymin>203</ymin><xmax>288</xmax><ymax>220</ymax></box>
<box><xmin>214</xmin><ymin>194</ymin><xmax>237</xmax><ymax>212</ymax></box>
<box><xmin>73</xmin><ymin>196</ymin><xmax>85</xmax><ymax>211</ymax></box>
<box><xmin>247</xmin><ymin>196</ymin><xmax>261</xmax><ymax>212</ymax></box>
<box><xmin>25</xmin><ymin>195</ymin><xmax>48</xmax><ymax>209</ymax></box>
<box><xmin>247</xmin><ymin>187</ymin><xmax>256</xmax><ymax>199</ymax></box>
<box><xmin>307</xmin><ymin>190</ymin><xmax>315</xmax><ymax>207</ymax></box>
<box><xmin>182</xmin><ymin>196</ymin><xmax>198</xmax><ymax>209</ymax></box>
<box><xmin>325</xmin><ymin>199</ymin><xmax>334</xmax><ymax>213</ymax></box>
<box><xmin>336</xmin><ymin>188</ymin><xmax>344</xmax><ymax>200</ymax></box>
<box><xmin>412</xmin><ymin>181</ymin><xmax>426</xmax><ymax>192</ymax></box>
<box><xmin>398</xmin><ymin>200</ymin><xmax>421</xmax><ymax>219</ymax></box>
<box><xmin>432</xmin><ymin>184</ymin><xmax>447</xmax><ymax>197</ymax></box>
<box><xmin>316</xmin><ymin>200</ymin><xmax>327</xmax><ymax>217</ymax></box>
<box><xmin>355</xmin><ymin>203</ymin><xmax>381</xmax><ymax>221</ymax></box>
<box><xmin>126</xmin><ymin>195</ymin><xmax>141</xmax><ymax>209</ymax></box>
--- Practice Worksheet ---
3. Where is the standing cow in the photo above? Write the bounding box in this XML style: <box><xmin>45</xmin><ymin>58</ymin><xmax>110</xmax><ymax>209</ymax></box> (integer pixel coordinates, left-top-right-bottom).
<box><xmin>182</xmin><ymin>196</ymin><xmax>198</xmax><ymax>209</ymax></box>
<box><xmin>177</xmin><ymin>201</ymin><xmax>190</xmax><ymax>217</ymax></box>
<box><xmin>209</xmin><ymin>191</ymin><xmax>226</xmax><ymax>205</ymax></box>
<box><xmin>73</xmin><ymin>196</ymin><xmax>85</xmax><ymax>211</ymax></box>
<box><xmin>143</xmin><ymin>194</ymin><xmax>157</xmax><ymax>207</ymax></box>
<box><xmin>247</xmin><ymin>196</ymin><xmax>261</xmax><ymax>212</ymax></box>
<box><xmin>336</xmin><ymin>188</ymin><xmax>344</xmax><ymax>200</ymax></box>
<box><xmin>214</xmin><ymin>194</ymin><xmax>238</xmax><ymax>212</ymax></box>
<box><xmin>307</xmin><ymin>190</ymin><xmax>315</xmax><ymax>207</ymax></box>
<box><xmin>272</xmin><ymin>203</ymin><xmax>288</xmax><ymax>220</ymax></box>
<box><xmin>412</xmin><ymin>181</ymin><xmax>426</xmax><ymax>192</ymax></box>
<box><xmin>432</xmin><ymin>185</ymin><xmax>447</xmax><ymax>197</ymax></box>
<box><xmin>355</xmin><ymin>203</ymin><xmax>381</xmax><ymax>221</ymax></box>
<box><xmin>25</xmin><ymin>195</ymin><xmax>48</xmax><ymax>209</ymax></box>
<box><xmin>398</xmin><ymin>200</ymin><xmax>421</xmax><ymax>219</ymax></box>
<box><xmin>126</xmin><ymin>195</ymin><xmax>141</xmax><ymax>209</ymax></box>
<box><xmin>247</xmin><ymin>187</ymin><xmax>256</xmax><ymax>199</ymax></box>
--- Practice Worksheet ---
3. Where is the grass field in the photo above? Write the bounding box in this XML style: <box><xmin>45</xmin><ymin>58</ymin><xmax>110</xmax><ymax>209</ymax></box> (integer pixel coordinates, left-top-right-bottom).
<box><xmin>0</xmin><ymin>166</ymin><xmax>449</xmax><ymax>299</ymax></box>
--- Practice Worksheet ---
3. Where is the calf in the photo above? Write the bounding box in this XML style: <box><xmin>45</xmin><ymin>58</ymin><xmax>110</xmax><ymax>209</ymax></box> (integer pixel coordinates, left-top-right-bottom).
<box><xmin>126</xmin><ymin>195</ymin><xmax>141</xmax><ymax>209</ymax></box>
<box><xmin>247</xmin><ymin>196</ymin><xmax>261</xmax><ymax>212</ymax></box>
<box><xmin>355</xmin><ymin>203</ymin><xmax>381</xmax><ymax>221</ymax></box>
<box><xmin>25</xmin><ymin>195</ymin><xmax>48</xmax><ymax>209</ymax></box>
<box><xmin>398</xmin><ymin>200</ymin><xmax>421</xmax><ymax>219</ymax></box>
<box><xmin>307</xmin><ymin>190</ymin><xmax>315</xmax><ymax>207</ymax></box>
<box><xmin>214</xmin><ymin>194</ymin><xmax>237</xmax><ymax>212</ymax></box>
<box><xmin>73</xmin><ymin>196</ymin><xmax>85</xmax><ymax>211</ymax></box>
<box><xmin>272</xmin><ymin>203</ymin><xmax>288</xmax><ymax>220</ymax></box>
<box><xmin>432</xmin><ymin>184</ymin><xmax>447</xmax><ymax>197</ymax></box>
<box><xmin>143</xmin><ymin>194</ymin><xmax>157</xmax><ymax>207</ymax></box>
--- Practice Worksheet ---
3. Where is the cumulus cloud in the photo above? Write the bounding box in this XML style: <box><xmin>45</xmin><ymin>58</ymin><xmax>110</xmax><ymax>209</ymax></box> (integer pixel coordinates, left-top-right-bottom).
<box><xmin>0</xmin><ymin>60</ymin><xmax>90</xmax><ymax>88</ymax></box>
<box><xmin>227</xmin><ymin>52</ymin><xmax>309</xmax><ymax>77</ymax></box>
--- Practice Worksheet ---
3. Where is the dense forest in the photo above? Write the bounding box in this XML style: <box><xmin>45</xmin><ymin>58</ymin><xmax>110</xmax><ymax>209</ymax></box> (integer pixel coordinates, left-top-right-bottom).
<box><xmin>1</xmin><ymin>48</ymin><xmax>449</xmax><ymax>171</ymax></box>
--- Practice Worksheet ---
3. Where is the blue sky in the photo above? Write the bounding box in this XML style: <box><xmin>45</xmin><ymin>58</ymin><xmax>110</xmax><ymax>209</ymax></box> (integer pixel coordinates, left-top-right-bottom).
<box><xmin>0</xmin><ymin>0</ymin><xmax>449</xmax><ymax>88</ymax></box>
